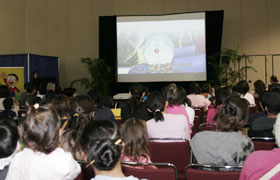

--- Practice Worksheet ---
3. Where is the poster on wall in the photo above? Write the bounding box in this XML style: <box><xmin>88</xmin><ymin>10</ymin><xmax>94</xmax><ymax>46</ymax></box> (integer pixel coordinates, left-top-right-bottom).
<box><xmin>0</xmin><ymin>67</ymin><xmax>24</xmax><ymax>98</ymax></box>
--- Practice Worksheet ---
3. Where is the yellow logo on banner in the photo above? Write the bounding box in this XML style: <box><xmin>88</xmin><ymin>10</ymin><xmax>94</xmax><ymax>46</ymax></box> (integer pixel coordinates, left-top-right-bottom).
<box><xmin>0</xmin><ymin>67</ymin><xmax>24</xmax><ymax>98</ymax></box>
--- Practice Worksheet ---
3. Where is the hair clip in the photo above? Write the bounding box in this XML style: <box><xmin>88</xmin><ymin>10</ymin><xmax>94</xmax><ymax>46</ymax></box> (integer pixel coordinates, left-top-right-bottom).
<box><xmin>155</xmin><ymin>109</ymin><xmax>161</xmax><ymax>112</ymax></box>
<box><xmin>114</xmin><ymin>138</ymin><xmax>122</xmax><ymax>145</ymax></box>
<box><xmin>85</xmin><ymin>159</ymin><xmax>95</xmax><ymax>168</ymax></box>
<box><xmin>73</xmin><ymin>113</ymin><xmax>79</xmax><ymax>117</ymax></box>
<box><xmin>33</xmin><ymin>103</ymin><xmax>39</xmax><ymax>109</ymax></box>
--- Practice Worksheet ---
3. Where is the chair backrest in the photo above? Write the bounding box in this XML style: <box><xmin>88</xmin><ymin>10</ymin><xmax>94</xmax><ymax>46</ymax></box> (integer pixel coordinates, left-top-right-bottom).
<box><xmin>251</xmin><ymin>137</ymin><xmax>276</xmax><ymax>151</ymax></box>
<box><xmin>122</xmin><ymin>162</ymin><xmax>178</xmax><ymax>180</ymax></box>
<box><xmin>149</xmin><ymin>139</ymin><xmax>190</xmax><ymax>173</ymax></box>
<box><xmin>199</xmin><ymin>123</ymin><xmax>216</xmax><ymax>132</ymax></box>
<box><xmin>185</xmin><ymin>164</ymin><xmax>242</xmax><ymax>180</ymax></box>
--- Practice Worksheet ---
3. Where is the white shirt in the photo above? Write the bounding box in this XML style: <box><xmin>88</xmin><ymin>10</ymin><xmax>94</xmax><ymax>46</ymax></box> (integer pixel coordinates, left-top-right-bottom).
<box><xmin>241</xmin><ymin>92</ymin><xmax>255</xmax><ymax>105</ymax></box>
<box><xmin>6</xmin><ymin>148</ymin><xmax>81</xmax><ymax>180</ymax></box>
<box><xmin>184</xmin><ymin>104</ymin><xmax>195</xmax><ymax>125</ymax></box>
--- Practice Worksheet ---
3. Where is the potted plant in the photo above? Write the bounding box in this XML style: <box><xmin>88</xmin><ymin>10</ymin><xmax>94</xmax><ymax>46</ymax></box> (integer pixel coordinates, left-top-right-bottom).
<box><xmin>71</xmin><ymin>57</ymin><xmax>114</xmax><ymax>96</ymax></box>
<box><xmin>208</xmin><ymin>46</ymin><xmax>256</xmax><ymax>88</ymax></box>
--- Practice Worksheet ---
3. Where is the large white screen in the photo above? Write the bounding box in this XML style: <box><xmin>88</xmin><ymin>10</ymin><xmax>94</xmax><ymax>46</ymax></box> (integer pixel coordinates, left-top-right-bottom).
<box><xmin>117</xmin><ymin>12</ymin><xmax>206</xmax><ymax>82</ymax></box>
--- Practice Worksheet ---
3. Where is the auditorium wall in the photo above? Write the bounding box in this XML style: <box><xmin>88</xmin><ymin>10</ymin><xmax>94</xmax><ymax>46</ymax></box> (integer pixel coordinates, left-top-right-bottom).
<box><xmin>0</xmin><ymin>0</ymin><xmax>279</xmax><ymax>93</ymax></box>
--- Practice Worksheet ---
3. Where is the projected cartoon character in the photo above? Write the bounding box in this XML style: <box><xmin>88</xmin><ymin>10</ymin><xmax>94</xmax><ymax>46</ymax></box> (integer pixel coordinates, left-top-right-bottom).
<box><xmin>1</xmin><ymin>72</ymin><xmax>20</xmax><ymax>97</ymax></box>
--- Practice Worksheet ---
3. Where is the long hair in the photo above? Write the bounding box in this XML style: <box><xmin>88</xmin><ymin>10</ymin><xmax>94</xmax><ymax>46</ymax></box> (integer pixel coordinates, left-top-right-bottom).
<box><xmin>120</xmin><ymin>118</ymin><xmax>150</xmax><ymax>161</ymax></box>
<box><xmin>146</xmin><ymin>91</ymin><xmax>165</xmax><ymax>122</ymax></box>
<box><xmin>128</xmin><ymin>84</ymin><xmax>146</xmax><ymax>115</ymax></box>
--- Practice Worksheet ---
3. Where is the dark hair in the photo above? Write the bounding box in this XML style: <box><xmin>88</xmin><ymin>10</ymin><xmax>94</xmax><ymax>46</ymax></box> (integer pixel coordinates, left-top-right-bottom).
<box><xmin>214</xmin><ymin>96</ymin><xmax>249</xmax><ymax>132</ymax></box>
<box><xmin>164</xmin><ymin>83</ymin><xmax>182</xmax><ymax>106</ymax></box>
<box><xmin>26</xmin><ymin>82</ymin><xmax>37</xmax><ymax>94</ymax></box>
<box><xmin>128</xmin><ymin>84</ymin><xmax>146</xmax><ymax>115</ymax></box>
<box><xmin>215</xmin><ymin>88</ymin><xmax>230</xmax><ymax>106</ymax></box>
<box><xmin>262</xmin><ymin>92</ymin><xmax>280</xmax><ymax>114</ymax></box>
<box><xmin>88</xmin><ymin>90</ymin><xmax>104</xmax><ymax>108</ymax></box>
<box><xmin>44</xmin><ymin>90</ymin><xmax>56</xmax><ymax>104</ymax></box>
<box><xmin>179</xmin><ymin>86</ymin><xmax>192</xmax><ymax>106</ymax></box>
<box><xmin>7</xmin><ymin>74</ymin><xmax>18</xmax><ymax>81</ymax></box>
<box><xmin>61</xmin><ymin>87</ymin><xmax>76</xmax><ymax>98</ymax></box>
<box><xmin>0</xmin><ymin>85</ymin><xmax>10</xmax><ymax>98</ymax></box>
<box><xmin>61</xmin><ymin>95</ymin><xmax>95</xmax><ymax>159</ymax></box>
<box><xmin>3</xmin><ymin>98</ymin><xmax>14</xmax><ymax>110</ymax></box>
<box><xmin>120</xmin><ymin>118</ymin><xmax>150</xmax><ymax>162</ymax></box>
<box><xmin>22</xmin><ymin>104</ymin><xmax>60</xmax><ymax>154</ymax></box>
<box><xmin>146</xmin><ymin>91</ymin><xmax>165</xmax><ymax>122</ymax></box>
<box><xmin>189</xmin><ymin>82</ymin><xmax>201</xmax><ymax>94</ymax></box>
<box><xmin>271</xmin><ymin>75</ymin><xmax>279</xmax><ymax>83</ymax></box>
<box><xmin>236</xmin><ymin>80</ymin><xmax>250</xmax><ymax>95</ymax></box>
<box><xmin>80</xmin><ymin>120</ymin><xmax>122</xmax><ymax>170</ymax></box>
<box><xmin>51</xmin><ymin>94</ymin><xmax>70</xmax><ymax>118</ymax></box>
<box><xmin>103</xmin><ymin>96</ymin><xmax>113</xmax><ymax>108</ymax></box>
<box><xmin>0</xmin><ymin>118</ymin><xmax>19</xmax><ymax>158</ymax></box>
<box><xmin>254</xmin><ymin>80</ymin><xmax>266</xmax><ymax>98</ymax></box>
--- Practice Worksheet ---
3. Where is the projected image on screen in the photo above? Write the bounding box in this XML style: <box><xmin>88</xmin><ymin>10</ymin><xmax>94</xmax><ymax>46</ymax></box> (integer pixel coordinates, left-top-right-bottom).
<box><xmin>117</xmin><ymin>12</ymin><xmax>206</xmax><ymax>82</ymax></box>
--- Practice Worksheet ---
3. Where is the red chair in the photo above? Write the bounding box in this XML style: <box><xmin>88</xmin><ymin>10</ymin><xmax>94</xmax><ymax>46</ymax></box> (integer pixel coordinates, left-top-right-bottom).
<box><xmin>122</xmin><ymin>162</ymin><xmax>178</xmax><ymax>180</ymax></box>
<box><xmin>185</xmin><ymin>164</ymin><xmax>242</xmax><ymax>180</ymax></box>
<box><xmin>149</xmin><ymin>138</ymin><xmax>190</xmax><ymax>180</ymax></box>
<box><xmin>251</xmin><ymin>137</ymin><xmax>276</xmax><ymax>151</ymax></box>
<box><xmin>199</xmin><ymin>123</ymin><xmax>216</xmax><ymax>132</ymax></box>
<box><xmin>249</xmin><ymin>106</ymin><xmax>257</xmax><ymax>115</ymax></box>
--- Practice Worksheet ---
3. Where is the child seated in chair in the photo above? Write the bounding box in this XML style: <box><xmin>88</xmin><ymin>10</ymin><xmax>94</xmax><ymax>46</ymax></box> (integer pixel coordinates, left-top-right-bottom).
<box><xmin>6</xmin><ymin>104</ymin><xmax>81</xmax><ymax>180</ymax></box>
<box><xmin>120</xmin><ymin>118</ymin><xmax>156</xmax><ymax>169</ymax></box>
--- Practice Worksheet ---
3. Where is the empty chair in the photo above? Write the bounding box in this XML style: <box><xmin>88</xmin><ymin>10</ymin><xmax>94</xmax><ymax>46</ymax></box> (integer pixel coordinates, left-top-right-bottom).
<box><xmin>251</xmin><ymin>137</ymin><xmax>276</xmax><ymax>151</ymax></box>
<box><xmin>185</xmin><ymin>164</ymin><xmax>242</xmax><ymax>180</ymax></box>
<box><xmin>122</xmin><ymin>162</ymin><xmax>178</xmax><ymax>180</ymax></box>
<box><xmin>149</xmin><ymin>138</ymin><xmax>190</xmax><ymax>180</ymax></box>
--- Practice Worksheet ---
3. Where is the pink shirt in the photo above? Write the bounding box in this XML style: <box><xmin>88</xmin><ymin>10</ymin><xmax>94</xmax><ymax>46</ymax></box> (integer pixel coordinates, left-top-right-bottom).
<box><xmin>147</xmin><ymin>113</ymin><xmax>190</xmax><ymax>140</ymax></box>
<box><xmin>187</xmin><ymin>94</ymin><xmax>211</xmax><ymax>107</ymax></box>
<box><xmin>240</xmin><ymin>148</ymin><xmax>280</xmax><ymax>180</ymax></box>
<box><xmin>206</xmin><ymin>108</ymin><xmax>217</xmax><ymax>124</ymax></box>
<box><xmin>166</xmin><ymin>105</ymin><xmax>192</xmax><ymax>134</ymax></box>
<box><xmin>121</xmin><ymin>154</ymin><xmax>156</xmax><ymax>169</ymax></box>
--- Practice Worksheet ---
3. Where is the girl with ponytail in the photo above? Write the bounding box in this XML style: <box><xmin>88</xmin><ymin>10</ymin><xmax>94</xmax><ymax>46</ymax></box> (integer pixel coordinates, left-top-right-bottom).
<box><xmin>80</xmin><ymin>120</ymin><xmax>140</xmax><ymax>180</ymax></box>
<box><xmin>190</xmin><ymin>96</ymin><xmax>254</xmax><ymax>166</ymax></box>
<box><xmin>146</xmin><ymin>91</ymin><xmax>190</xmax><ymax>140</ymax></box>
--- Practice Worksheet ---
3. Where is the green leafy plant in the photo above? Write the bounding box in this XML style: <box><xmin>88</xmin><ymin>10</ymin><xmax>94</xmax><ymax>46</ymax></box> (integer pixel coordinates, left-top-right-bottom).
<box><xmin>208</xmin><ymin>46</ymin><xmax>256</xmax><ymax>88</ymax></box>
<box><xmin>71</xmin><ymin>57</ymin><xmax>113</xmax><ymax>96</ymax></box>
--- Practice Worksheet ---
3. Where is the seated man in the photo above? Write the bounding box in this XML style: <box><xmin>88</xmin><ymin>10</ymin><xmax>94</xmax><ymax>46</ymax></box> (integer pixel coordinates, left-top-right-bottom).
<box><xmin>240</xmin><ymin>113</ymin><xmax>280</xmax><ymax>180</ymax></box>
<box><xmin>249</xmin><ymin>92</ymin><xmax>280</xmax><ymax>138</ymax></box>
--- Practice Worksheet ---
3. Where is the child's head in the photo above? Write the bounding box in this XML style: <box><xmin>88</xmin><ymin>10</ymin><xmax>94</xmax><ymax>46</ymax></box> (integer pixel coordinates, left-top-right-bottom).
<box><xmin>3</xmin><ymin>98</ymin><xmax>14</xmax><ymax>110</ymax></box>
<box><xmin>120</xmin><ymin>118</ymin><xmax>149</xmax><ymax>161</ymax></box>
<box><xmin>164</xmin><ymin>83</ymin><xmax>183</xmax><ymax>106</ymax></box>
<box><xmin>51</xmin><ymin>94</ymin><xmax>70</xmax><ymax>119</ymax></box>
<box><xmin>22</xmin><ymin>104</ymin><xmax>60</xmax><ymax>154</ymax></box>
<box><xmin>0</xmin><ymin>118</ymin><xmax>19</xmax><ymax>158</ymax></box>
<box><xmin>80</xmin><ymin>120</ymin><xmax>122</xmax><ymax>171</ymax></box>
<box><xmin>214</xmin><ymin>96</ymin><xmax>249</xmax><ymax>132</ymax></box>
<box><xmin>146</xmin><ymin>91</ymin><xmax>165</xmax><ymax>122</ymax></box>
<box><xmin>215</xmin><ymin>88</ymin><xmax>230</xmax><ymax>106</ymax></box>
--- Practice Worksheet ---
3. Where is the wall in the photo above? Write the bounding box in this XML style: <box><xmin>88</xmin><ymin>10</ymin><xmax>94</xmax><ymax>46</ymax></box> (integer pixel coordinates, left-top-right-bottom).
<box><xmin>0</xmin><ymin>0</ymin><xmax>279</xmax><ymax>93</ymax></box>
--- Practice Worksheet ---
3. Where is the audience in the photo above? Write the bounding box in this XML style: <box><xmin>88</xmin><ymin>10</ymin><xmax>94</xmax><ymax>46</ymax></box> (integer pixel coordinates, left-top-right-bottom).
<box><xmin>0</xmin><ymin>85</ymin><xmax>10</xmax><ymax>111</ymax></box>
<box><xmin>80</xmin><ymin>120</ymin><xmax>140</xmax><ymax>180</ymax></box>
<box><xmin>190</xmin><ymin>96</ymin><xmax>254</xmax><ymax>166</ymax></box>
<box><xmin>121</xmin><ymin>83</ymin><xmax>152</xmax><ymax>123</ymax></box>
<box><xmin>240</xmin><ymin>113</ymin><xmax>280</xmax><ymax>180</ymax></box>
<box><xmin>249</xmin><ymin>92</ymin><xmax>280</xmax><ymax>138</ymax></box>
<box><xmin>6</xmin><ymin>104</ymin><xmax>81</xmax><ymax>179</ymax></box>
<box><xmin>0</xmin><ymin>119</ymin><xmax>19</xmax><ymax>179</ymax></box>
<box><xmin>187</xmin><ymin>82</ymin><xmax>211</xmax><ymax>107</ymax></box>
<box><xmin>60</xmin><ymin>95</ymin><xmax>95</xmax><ymax>161</ymax></box>
<box><xmin>236</xmin><ymin>80</ymin><xmax>255</xmax><ymax>105</ymax></box>
<box><xmin>268</xmin><ymin>75</ymin><xmax>280</xmax><ymax>91</ymax></box>
<box><xmin>120</xmin><ymin>118</ymin><xmax>156</xmax><ymax>169</ymax></box>
<box><xmin>146</xmin><ymin>91</ymin><xmax>190</xmax><ymax>140</ymax></box>
<box><xmin>88</xmin><ymin>90</ymin><xmax>115</xmax><ymax>122</ymax></box>
<box><xmin>206</xmin><ymin>88</ymin><xmax>230</xmax><ymax>124</ymax></box>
